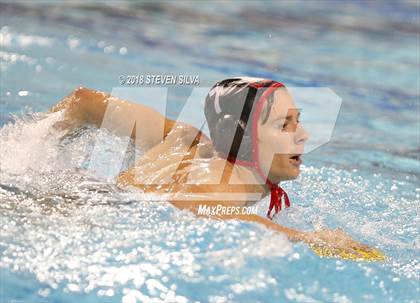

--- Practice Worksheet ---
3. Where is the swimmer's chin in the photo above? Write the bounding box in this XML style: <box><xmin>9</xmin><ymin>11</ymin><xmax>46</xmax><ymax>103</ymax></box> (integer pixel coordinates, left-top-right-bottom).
<box><xmin>281</xmin><ymin>173</ymin><xmax>300</xmax><ymax>181</ymax></box>
<box><xmin>270</xmin><ymin>169</ymin><xmax>300</xmax><ymax>182</ymax></box>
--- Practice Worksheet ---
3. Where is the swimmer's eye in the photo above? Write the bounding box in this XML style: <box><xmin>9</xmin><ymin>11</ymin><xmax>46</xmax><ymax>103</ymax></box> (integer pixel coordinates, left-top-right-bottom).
<box><xmin>274</xmin><ymin>113</ymin><xmax>301</xmax><ymax>132</ymax></box>
<box><xmin>279</xmin><ymin>119</ymin><xmax>300</xmax><ymax>132</ymax></box>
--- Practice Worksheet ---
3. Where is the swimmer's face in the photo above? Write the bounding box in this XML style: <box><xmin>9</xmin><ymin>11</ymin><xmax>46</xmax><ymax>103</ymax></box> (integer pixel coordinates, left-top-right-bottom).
<box><xmin>257</xmin><ymin>88</ymin><xmax>309</xmax><ymax>183</ymax></box>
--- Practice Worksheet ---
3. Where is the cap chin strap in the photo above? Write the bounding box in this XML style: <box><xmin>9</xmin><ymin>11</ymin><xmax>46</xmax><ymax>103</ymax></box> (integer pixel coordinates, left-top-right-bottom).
<box><xmin>232</xmin><ymin>158</ymin><xmax>290</xmax><ymax>220</ymax></box>
<box><xmin>226</xmin><ymin>81</ymin><xmax>291</xmax><ymax>220</ymax></box>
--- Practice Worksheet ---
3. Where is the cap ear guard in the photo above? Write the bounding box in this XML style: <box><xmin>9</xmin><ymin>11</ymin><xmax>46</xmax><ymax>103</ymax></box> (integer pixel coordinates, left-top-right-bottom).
<box><xmin>237</xmin><ymin>134</ymin><xmax>252</xmax><ymax>160</ymax></box>
<box><xmin>214</xmin><ymin>114</ymin><xmax>253</xmax><ymax>161</ymax></box>
<box><xmin>214</xmin><ymin>114</ymin><xmax>241</xmax><ymax>157</ymax></box>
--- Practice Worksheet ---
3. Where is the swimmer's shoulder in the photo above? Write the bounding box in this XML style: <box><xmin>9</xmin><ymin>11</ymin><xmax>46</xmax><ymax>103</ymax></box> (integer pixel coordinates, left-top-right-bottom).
<box><xmin>186</xmin><ymin>157</ymin><xmax>263</xmax><ymax>197</ymax></box>
<box><xmin>209</xmin><ymin>158</ymin><xmax>265</xmax><ymax>204</ymax></box>
<box><xmin>163</xmin><ymin>121</ymin><xmax>214</xmax><ymax>158</ymax></box>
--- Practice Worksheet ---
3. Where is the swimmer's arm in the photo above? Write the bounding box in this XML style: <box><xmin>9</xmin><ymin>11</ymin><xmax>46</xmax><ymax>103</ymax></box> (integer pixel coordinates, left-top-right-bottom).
<box><xmin>232</xmin><ymin>213</ymin><xmax>384</xmax><ymax>259</ymax></box>
<box><xmin>49</xmin><ymin>87</ymin><xmax>179</xmax><ymax>150</ymax></box>
<box><xmin>170</xmin><ymin>200</ymin><xmax>304</xmax><ymax>242</ymax></box>
<box><xmin>171</xmin><ymin>201</ymin><xmax>385</xmax><ymax>260</ymax></box>
<box><xmin>216</xmin><ymin>212</ymin><xmax>303</xmax><ymax>241</ymax></box>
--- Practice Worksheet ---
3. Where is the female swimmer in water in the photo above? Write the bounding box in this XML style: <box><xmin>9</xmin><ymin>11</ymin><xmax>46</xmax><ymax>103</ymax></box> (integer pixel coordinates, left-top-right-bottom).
<box><xmin>50</xmin><ymin>77</ymin><xmax>384</xmax><ymax>260</ymax></box>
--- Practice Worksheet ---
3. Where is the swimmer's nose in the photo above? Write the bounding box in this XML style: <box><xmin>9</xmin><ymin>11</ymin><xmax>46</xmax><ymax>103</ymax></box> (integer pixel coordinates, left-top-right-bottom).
<box><xmin>295</xmin><ymin>124</ymin><xmax>309</xmax><ymax>145</ymax></box>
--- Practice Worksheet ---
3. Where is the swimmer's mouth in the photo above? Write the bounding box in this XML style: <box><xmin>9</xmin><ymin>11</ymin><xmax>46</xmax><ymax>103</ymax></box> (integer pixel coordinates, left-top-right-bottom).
<box><xmin>289</xmin><ymin>154</ymin><xmax>302</xmax><ymax>166</ymax></box>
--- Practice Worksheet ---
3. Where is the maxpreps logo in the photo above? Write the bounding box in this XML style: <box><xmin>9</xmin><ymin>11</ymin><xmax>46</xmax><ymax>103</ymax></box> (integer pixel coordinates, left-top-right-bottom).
<box><xmin>197</xmin><ymin>204</ymin><xmax>259</xmax><ymax>216</ymax></box>
<box><xmin>87</xmin><ymin>85</ymin><xmax>341</xmax><ymax>201</ymax></box>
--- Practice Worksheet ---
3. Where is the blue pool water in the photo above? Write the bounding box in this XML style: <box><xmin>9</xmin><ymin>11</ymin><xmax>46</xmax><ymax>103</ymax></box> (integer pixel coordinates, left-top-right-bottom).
<box><xmin>1</xmin><ymin>1</ymin><xmax>419</xmax><ymax>302</ymax></box>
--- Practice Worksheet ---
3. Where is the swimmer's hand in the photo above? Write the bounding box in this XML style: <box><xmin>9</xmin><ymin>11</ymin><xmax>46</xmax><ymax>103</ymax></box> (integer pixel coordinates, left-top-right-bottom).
<box><xmin>301</xmin><ymin>229</ymin><xmax>386</xmax><ymax>262</ymax></box>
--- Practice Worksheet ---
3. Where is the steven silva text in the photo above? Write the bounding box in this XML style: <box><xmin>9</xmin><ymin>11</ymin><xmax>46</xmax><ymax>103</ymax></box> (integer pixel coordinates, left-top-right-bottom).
<box><xmin>119</xmin><ymin>74</ymin><xmax>200</xmax><ymax>86</ymax></box>
<box><xmin>197</xmin><ymin>204</ymin><xmax>259</xmax><ymax>216</ymax></box>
